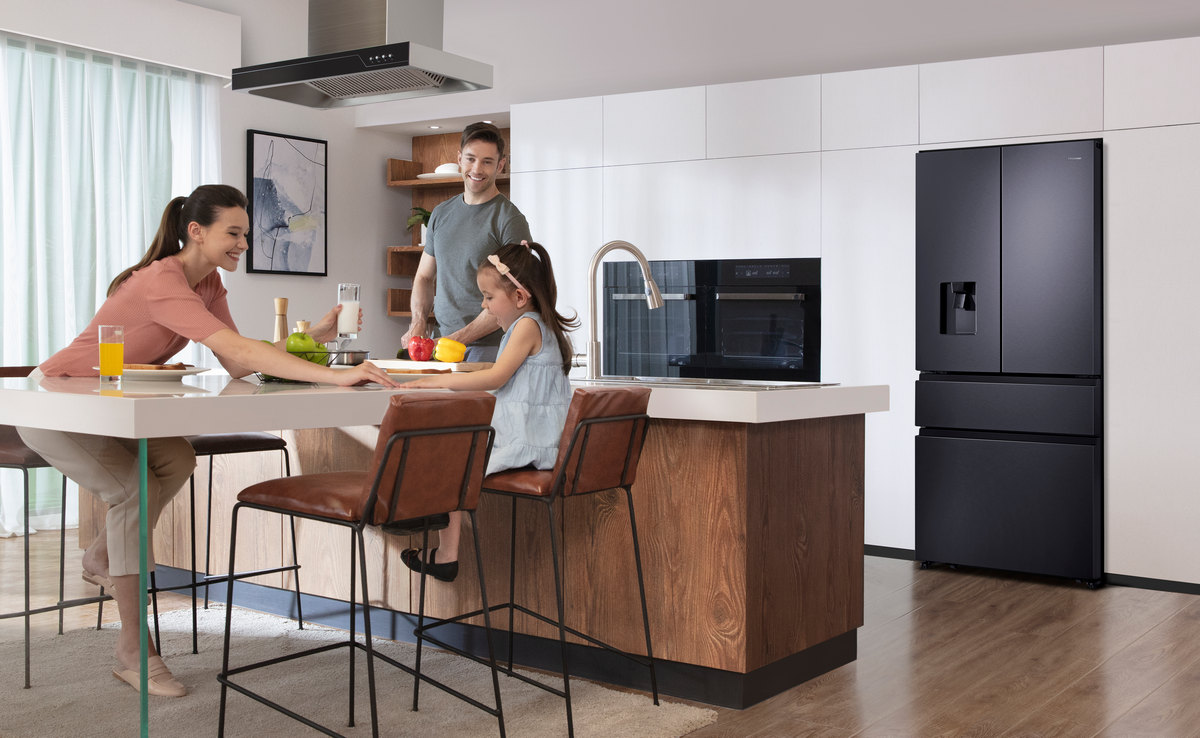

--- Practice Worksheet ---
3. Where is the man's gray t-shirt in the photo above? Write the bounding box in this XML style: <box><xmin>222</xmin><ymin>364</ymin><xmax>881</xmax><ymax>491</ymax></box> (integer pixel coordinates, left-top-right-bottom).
<box><xmin>426</xmin><ymin>193</ymin><xmax>532</xmax><ymax>344</ymax></box>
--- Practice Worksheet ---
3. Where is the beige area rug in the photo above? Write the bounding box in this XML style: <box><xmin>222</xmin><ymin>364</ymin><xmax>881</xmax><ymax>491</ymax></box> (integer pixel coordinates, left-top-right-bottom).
<box><xmin>1</xmin><ymin>605</ymin><xmax>715</xmax><ymax>737</ymax></box>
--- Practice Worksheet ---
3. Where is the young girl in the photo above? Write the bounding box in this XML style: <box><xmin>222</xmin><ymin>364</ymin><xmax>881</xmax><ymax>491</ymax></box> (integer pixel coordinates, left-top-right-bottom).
<box><xmin>17</xmin><ymin>184</ymin><xmax>399</xmax><ymax>697</ymax></box>
<box><xmin>401</xmin><ymin>241</ymin><xmax>578</xmax><ymax>582</ymax></box>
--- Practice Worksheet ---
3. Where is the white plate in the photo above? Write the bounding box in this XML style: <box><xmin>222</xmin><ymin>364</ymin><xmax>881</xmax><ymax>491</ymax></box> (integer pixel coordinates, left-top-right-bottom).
<box><xmin>94</xmin><ymin>367</ymin><xmax>210</xmax><ymax>380</ymax></box>
<box><xmin>416</xmin><ymin>172</ymin><xmax>462</xmax><ymax>180</ymax></box>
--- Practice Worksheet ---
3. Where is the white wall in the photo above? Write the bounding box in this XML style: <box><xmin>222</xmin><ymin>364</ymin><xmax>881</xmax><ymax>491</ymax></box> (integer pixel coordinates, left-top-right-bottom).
<box><xmin>512</xmin><ymin>35</ymin><xmax>1200</xmax><ymax>585</ymax></box>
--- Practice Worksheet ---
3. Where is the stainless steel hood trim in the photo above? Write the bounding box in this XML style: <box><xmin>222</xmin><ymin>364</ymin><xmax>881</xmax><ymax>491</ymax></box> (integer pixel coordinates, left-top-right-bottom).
<box><xmin>231</xmin><ymin>41</ymin><xmax>492</xmax><ymax>109</ymax></box>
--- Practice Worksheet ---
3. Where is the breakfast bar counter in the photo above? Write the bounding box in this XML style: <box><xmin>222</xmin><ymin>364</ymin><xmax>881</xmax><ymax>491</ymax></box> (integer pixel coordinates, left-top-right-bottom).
<box><xmin>63</xmin><ymin>376</ymin><xmax>888</xmax><ymax>708</ymax></box>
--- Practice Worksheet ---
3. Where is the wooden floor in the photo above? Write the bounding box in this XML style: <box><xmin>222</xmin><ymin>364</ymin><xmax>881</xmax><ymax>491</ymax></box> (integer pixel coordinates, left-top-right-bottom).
<box><xmin>4</xmin><ymin>533</ymin><xmax>1200</xmax><ymax>735</ymax></box>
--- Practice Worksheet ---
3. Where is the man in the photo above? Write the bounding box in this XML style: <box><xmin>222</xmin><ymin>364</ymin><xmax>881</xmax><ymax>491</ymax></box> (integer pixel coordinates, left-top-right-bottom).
<box><xmin>401</xmin><ymin>122</ymin><xmax>532</xmax><ymax>362</ymax></box>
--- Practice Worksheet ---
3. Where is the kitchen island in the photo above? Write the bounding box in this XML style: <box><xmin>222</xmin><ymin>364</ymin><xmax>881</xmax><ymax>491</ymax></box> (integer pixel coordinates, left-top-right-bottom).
<box><xmin>114</xmin><ymin>377</ymin><xmax>888</xmax><ymax>708</ymax></box>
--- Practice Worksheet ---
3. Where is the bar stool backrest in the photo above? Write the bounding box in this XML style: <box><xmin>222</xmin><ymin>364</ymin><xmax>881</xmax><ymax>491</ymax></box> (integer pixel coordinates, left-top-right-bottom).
<box><xmin>552</xmin><ymin>387</ymin><xmax>652</xmax><ymax>498</ymax></box>
<box><xmin>365</xmin><ymin>391</ymin><xmax>496</xmax><ymax>525</ymax></box>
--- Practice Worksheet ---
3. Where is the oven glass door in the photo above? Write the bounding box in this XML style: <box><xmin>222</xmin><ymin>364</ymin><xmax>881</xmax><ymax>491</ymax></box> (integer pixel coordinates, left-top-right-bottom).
<box><xmin>603</xmin><ymin>261</ymin><xmax>699</xmax><ymax>377</ymax></box>
<box><xmin>703</xmin><ymin>286</ymin><xmax>819</xmax><ymax>380</ymax></box>
<box><xmin>603</xmin><ymin>289</ymin><xmax>697</xmax><ymax>377</ymax></box>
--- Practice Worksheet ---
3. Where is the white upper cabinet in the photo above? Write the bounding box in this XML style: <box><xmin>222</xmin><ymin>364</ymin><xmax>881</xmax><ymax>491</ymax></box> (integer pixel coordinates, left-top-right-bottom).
<box><xmin>706</xmin><ymin>75</ymin><xmax>820</xmax><ymax>158</ymax></box>
<box><xmin>601</xmin><ymin>154</ymin><xmax>821</xmax><ymax>262</ymax></box>
<box><xmin>1105</xmin><ymin>36</ymin><xmax>1200</xmax><ymax>130</ymax></box>
<box><xmin>509</xmin><ymin>97</ymin><xmax>604</xmax><ymax>172</ymax></box>
<box><xmin>602</xmin><ymin>87</ymin><xmax>706</xmax><ymax>166</ymax></box>
<box><xmin>919</xmin><ymin>47</ymin><xmax>1103</xmax><ymax>143</ymax></box>
<box><xmin>822</xmin><ymin>65</ymin><xmax>919</xmax><ymax>150</ymax></box>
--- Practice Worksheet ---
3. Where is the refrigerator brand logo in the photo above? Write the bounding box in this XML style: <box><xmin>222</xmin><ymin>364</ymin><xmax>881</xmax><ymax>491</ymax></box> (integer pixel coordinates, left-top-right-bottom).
<box><xmin>1068</xmin><ymin>156</ymin><xmax>1083</xmax><ymax>160</ymax></box>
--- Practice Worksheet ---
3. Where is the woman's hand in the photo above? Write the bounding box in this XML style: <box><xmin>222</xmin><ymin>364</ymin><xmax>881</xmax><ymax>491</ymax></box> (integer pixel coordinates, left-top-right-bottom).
<box><xmin>330</xmin><ymin>361</ymin><xmax>402</xmax><ymax>388</ymax></box>
<box><xmin>309</xmin><ymin>304</ymin><xmax>360</xmax><ymax>345</ymax></box>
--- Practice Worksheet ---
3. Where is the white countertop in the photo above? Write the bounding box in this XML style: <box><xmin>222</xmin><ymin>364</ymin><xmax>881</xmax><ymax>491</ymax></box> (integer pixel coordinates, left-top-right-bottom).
<box><xmin>0</xmin><ymin>373</ymin><xmax>889</xmax><ymax>438</ymax></box>
<box><xmin>572</xmin><ymin>379</ymin><xmax>890</xmax><ymax>423</ymax></box>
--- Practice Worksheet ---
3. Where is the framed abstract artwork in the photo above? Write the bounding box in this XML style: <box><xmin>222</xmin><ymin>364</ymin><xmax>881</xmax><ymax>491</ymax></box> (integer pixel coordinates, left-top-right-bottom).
<box><xmin>246</xmin><ymin>129</ymin><xmax>328</xmax><ymax>275</ymax></box>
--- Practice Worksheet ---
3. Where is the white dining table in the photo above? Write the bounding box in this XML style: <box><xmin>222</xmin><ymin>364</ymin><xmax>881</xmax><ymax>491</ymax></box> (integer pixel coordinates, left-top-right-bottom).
<box><xmin>0</xmin><ymin>372</ymin><xmax>418</xmax><ymax>736</ymax></box>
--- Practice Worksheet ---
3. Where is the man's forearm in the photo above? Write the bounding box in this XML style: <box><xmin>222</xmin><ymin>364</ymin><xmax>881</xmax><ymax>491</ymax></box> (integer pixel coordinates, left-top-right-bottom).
<box><xmin>447</xmin><ymin>310</ymin><xmax>502</xmax><ymax>345</ymax></box>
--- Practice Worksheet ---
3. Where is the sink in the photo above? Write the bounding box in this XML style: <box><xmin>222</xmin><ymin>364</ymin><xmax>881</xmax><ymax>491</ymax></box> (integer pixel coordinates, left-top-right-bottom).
<box><xmin>573</xmin><ymin>376</ymin><xmax>838</xmax><ymax>391</ymax></box>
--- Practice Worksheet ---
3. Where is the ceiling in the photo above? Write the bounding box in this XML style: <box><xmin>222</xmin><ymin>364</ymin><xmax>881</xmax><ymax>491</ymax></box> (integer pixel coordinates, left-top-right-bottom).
<box><xmin>353</xmin><ymin>0</ymin><xmax>1200</xmax><ymax>137</ymax></box>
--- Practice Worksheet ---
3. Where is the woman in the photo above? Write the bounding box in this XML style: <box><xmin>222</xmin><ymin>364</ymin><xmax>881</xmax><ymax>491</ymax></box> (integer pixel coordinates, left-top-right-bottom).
<box><xmin>18</xmin><ymin>184</ymin><xmax>399</xmax><ymax>697</ymax></box>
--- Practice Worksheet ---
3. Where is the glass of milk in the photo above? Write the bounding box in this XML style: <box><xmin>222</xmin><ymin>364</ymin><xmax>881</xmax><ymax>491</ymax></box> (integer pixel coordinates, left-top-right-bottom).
<box><xmin>337</xmin><ymin>282</ymin><xmax>360</xmax><ymax>341</ymax></box>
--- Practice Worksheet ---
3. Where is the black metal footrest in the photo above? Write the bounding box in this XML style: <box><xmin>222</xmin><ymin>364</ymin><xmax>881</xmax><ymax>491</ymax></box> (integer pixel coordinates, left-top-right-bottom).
<box><xmin>219</xmin><ymin>640</ymin><xmax>353</xmax><ymax>738</ymax></box>
<box><xmin>1</xmin><ymin>593</ymin><xmax>113</xmax><ymax>621</ymax></box>
<box><xmin>414</xmin><ymin>601</ymin><xmax>654</xmax><ymax>696</ymax></box>
<box><xmin>150</xmin><ymin>564</ymin><xmax>301</xmax><ymax>596</ymax></box>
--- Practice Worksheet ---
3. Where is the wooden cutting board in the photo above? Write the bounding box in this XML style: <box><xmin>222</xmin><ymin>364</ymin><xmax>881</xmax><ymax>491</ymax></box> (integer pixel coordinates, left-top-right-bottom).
<box><xmin>373</xmin><ymin>359</ymin><xmax>493</xmax><ymax>374</ymax></box>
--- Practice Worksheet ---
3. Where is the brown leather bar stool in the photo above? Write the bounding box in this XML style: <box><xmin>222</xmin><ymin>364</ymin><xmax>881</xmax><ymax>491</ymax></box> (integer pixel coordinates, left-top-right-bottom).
<box><xmin>218</xmin><ymin>392</ymin><xmax>505</xmax><ymax>738</ymax></box>
<box><xmin>0</xmin><ymin>366</ymin><xmax>107</xmax><ymax>689</ymax></box>
<box><xmin>419</xmin><ymin>386</ymin><xmax>659</xmax><ymax>738</ymax></box>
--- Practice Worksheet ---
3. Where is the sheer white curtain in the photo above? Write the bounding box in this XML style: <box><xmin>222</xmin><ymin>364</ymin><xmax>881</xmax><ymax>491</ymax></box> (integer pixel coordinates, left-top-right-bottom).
<box><xmin>0</xmin><ymin>31</ymin><xmax>221</xmax><ymax>536</ymax></box>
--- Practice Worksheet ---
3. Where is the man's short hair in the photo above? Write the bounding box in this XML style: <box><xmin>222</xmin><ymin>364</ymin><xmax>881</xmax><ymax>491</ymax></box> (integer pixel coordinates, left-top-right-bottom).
<box><xmin>460</xmin><ymin>122</ymin><xmax>506</xmax><ymax>158</ymax></box>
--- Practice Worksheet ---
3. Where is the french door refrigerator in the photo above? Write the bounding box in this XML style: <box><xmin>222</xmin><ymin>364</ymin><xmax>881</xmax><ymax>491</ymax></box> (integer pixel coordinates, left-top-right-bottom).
<box><xmin>914</xmin><ymin>139</ymin><xmax>1103</xmax><ymax>585</ymax></box>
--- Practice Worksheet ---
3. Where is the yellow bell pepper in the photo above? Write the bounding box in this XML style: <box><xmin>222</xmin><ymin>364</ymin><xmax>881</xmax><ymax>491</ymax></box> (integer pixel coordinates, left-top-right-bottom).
<box><xmin>434</xmin><ymin>337</ymin><xmax>466</xmax><ymax>363</ymax></box>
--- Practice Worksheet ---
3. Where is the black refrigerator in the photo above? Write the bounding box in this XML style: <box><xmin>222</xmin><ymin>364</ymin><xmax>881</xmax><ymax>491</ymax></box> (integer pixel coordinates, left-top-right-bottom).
<box><xmin>914</xmin><ymin>139</ymin><xmax>1103</xmax><ymax>585</ymax></box>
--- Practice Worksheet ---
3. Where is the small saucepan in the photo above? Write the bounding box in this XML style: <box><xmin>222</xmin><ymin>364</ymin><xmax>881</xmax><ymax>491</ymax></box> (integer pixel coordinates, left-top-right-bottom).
<box><xmin>329</xmin><ymin>349</ymin><xmax>370</xmax><ymax>366</ymax></box>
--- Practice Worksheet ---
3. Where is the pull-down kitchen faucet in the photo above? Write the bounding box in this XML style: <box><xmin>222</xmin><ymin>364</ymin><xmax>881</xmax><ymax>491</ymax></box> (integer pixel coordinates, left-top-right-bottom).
<box><xmin>587</xmin><ymin>240</ymin><xmax>664</xmax><ymax>379</ymax></box>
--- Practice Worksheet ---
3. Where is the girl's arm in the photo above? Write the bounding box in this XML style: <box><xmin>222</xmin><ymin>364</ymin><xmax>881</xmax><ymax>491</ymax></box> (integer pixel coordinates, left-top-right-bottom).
<box><xmin>406</xmin><ymin>317</ymin><xmax>541</xmax><ymax>391</ymax></box>
<box><xmin>202</xmin><ymin>328</ymin><xmax>401</xmax><ymax>386</ymax></box>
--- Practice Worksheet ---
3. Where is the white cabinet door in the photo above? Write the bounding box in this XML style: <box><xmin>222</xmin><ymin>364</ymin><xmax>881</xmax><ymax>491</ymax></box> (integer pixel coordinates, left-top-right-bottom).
<box><xmin>1105</xmin><ymin>36</ymin><xmax>1200</xmax><ymax>130</ymax></box>
<box><xmin>510</xmin><ymin>97</ymin><xmax>604</xmax><ymax>172</ymax></box>
<box><xmin>706</xmin><ymin>75</ymin><xmax>820</xmax><ymax>158</ymax></box>
<box><xmin>821</xmin><ymin>146</ymin><xmax>918</xmax><ymax>550</ymax></box>
<box><xmin>822</xmin><ymin>65</ymin><xmax>919</xmax><ymax>151</ymax></box>
<box><xmin>603</xmin><ymin>87</ymin><xmax>706</xmax><ymax>166</ymax></box>
<box><xmin>1103</xmin><ymin>125</ymin><xmax>1200</xmax><ymax>584</ymax></box>
<box><xmin>510</xmin><ymin>168</ymin><xmax>604</xmax><ymax>355</ymax></box>
<box><xmin>601</xmin><ymin>154</ymin><xmax>821</xmax><ymax>262</ymax></box>
<box><xmin>919</xmin><ymin>47</ymin><xmax>1103</xmax><ymax>143</ymax></box>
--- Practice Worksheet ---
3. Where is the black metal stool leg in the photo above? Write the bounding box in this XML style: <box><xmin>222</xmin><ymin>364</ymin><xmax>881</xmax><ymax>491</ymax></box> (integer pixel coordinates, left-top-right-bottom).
<box><xmin>355</xmin><ymin>528</ymin><xmax>380</xmax><ymax>737</ymax></box>
<box><xmin>412</xmin><ymin>527</ymin><xmax>432</xmax><ymax>711</ymax></box>
<box><xmin>469</xmin><ymin>510</ymin><xmax>506</xmax><ymax>737</ymax></box>
<box><xmin>189</xmin><ymin>473</ymin><xmax>198</xmax><ymax>653</ymax></box>
<box><xmin>58</xmin><ymin>475</ymin><xmax>66</xmax><ymax>636</ymax></box>
<box><xmin>545</xmin><ymin>499</ymin><xmax>575</xmax><ymax>738</ymax></box>
<box><xmin>22</xmin><ymin>469</ymin><xmax>31</xmax><ymax>689</ymax></box>
<box><xmin>347</xmin><ymin>529</ymin><xmax>357</xmax><ymax>728</ymax></box>
<box><xmin>506</xmin><ymin>495</ymin><xmax>518</xmax><ymax>670</ymax></box>
<box><xmin>218</xmin><ymin>504</ymin><xmax>242</xmax><ymax>738</ymax></box>
<box><xmin>150</xmin><ymin>570</ymin><xmax>161</xmax><ymax>654</ymax></box>
<box><xmin>203</xmin><ymin>456</ymin><xmax>214</xmax><ymax>609</ymax></box>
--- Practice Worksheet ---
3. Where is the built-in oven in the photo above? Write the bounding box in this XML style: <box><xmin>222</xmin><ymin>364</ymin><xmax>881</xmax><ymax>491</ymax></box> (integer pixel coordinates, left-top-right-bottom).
<box><xmin>603</xmin><ymin>257</ymin><xmax>820</xmax><ymax>382</ymax></box>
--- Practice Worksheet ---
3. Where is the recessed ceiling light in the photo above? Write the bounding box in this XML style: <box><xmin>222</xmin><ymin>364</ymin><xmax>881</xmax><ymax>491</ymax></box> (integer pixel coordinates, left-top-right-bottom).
<box><xmin>428</xmin><ymin>125</ymin><xmax>441</xmax><ymax>130</ymax></box>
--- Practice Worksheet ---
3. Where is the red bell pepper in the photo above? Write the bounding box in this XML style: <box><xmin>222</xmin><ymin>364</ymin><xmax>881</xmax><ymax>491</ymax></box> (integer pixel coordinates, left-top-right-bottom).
<box><xmin>407</xmin><ymin>336</ymin><xmax>435</xmax><ymax>361</ymax></box>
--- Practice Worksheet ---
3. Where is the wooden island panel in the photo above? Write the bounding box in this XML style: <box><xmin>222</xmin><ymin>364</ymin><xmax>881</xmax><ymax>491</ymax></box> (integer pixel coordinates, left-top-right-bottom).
<box><xmin>102</xmin><ymin>409</ymin><xmax>864</xmax><ymax>682</ymax></box>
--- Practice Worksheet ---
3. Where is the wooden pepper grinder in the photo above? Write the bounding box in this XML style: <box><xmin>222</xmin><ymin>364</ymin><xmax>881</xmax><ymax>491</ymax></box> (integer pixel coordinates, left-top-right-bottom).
<box><xmin>273</xmin><ymin>298</ymin><xmax>289</xmax><ymax>342</ymax></box>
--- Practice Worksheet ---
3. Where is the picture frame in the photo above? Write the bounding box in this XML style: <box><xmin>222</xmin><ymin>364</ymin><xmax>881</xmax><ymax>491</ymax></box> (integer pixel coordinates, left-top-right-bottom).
<box><xmin>246</xmin><ymin>129</ymin><xmax>328</xmax><ymax>275</ymax></box>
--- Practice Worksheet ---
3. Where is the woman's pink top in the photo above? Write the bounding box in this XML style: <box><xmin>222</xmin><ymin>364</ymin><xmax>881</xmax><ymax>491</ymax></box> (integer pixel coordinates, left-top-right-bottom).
<box><xmin>39</xmin><ymin>257</ymin><xmax>236</xmax><ymax>377</ymax></box>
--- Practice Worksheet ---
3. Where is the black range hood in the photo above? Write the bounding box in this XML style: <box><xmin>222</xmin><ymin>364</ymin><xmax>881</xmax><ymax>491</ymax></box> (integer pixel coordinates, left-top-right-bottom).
<box><xmin>231</xmin><ymin>41</ymin><xmax>492</xmax><ymax>109</ymax></box>
<box><xmin>231</xmin><ymin>0</ymin><xmax>492</xmax><ymax>109</ymax></box>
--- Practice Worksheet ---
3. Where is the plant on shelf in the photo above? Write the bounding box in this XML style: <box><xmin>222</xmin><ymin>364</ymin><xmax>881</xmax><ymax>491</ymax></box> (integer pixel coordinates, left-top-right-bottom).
<box><xmin>406</xmin><ymin>206</ymin><xmax>431</xmax><ymax>231</ymax></box>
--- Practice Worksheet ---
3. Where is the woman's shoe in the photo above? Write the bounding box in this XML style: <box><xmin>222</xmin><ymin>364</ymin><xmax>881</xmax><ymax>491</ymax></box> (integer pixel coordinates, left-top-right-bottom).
<box><xmin>82</xmin><ymin>569</ymin><xmax>113</xmax><ymax>591</ymax></box>
<box><xmin>401</xmin><ymin>547</ymin><xmax>459</xmax><ymax>583</ymax></box>
<box><xmin>112</xmin><ymin>654</ymin><xmax>187</xmax><ymax>697</ymax></box>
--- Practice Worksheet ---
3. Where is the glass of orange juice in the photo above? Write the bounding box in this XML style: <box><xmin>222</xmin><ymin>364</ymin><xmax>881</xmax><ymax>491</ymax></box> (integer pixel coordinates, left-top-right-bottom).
<box><xmin>99</xmin><ymin>324</ymin><xmax>124</xmax><ymax>383</ymax></box>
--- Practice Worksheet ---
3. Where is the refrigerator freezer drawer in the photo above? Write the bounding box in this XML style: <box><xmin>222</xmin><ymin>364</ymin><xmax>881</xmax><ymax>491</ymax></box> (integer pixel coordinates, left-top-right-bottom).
<box><xmin>915</xmin><ymin>432</ymin><xmax>1102</xmax><ymax>581</ymax></box>
<box><xmin>916</xmin><ymin>376</ymin><xmax>1099</xmax><ymax>436</ymax></box>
